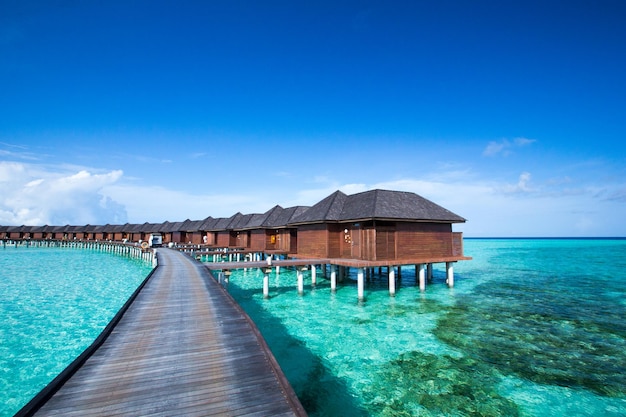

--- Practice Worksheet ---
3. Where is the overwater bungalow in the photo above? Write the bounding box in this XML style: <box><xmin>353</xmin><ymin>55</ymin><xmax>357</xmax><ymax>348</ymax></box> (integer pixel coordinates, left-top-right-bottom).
<box><xmin>210</xmin><ymin>213</ymin><xmax>242</xmax><ymax>247</ymax></box>
<box><xmin>180</xmin><ymin>219</ymin><xmax>206</xmax><ymax>245</ymax></box>
<box><xmin>199</xmin><ymin>216</ymin><xmax>217</xmax><ymax>245</ymax></box>
<box><xmin>262</xmin><ymin>205</ymin><xmax>309</xmax><ymax>254</ymax></box>
<box><xmin>289</xmin><ymin>189</ymin><xmax>467</xmax><ymax>263</ymax></box>
<box><xmin>7</xmin><ymin>225</ymin><xmax>26</xmax><ymax>239</ymax></box>
<box><xmin>1</xmin><ymin>187</ymin><xmax>469</xmax><ymax>266</ymax></box>
<box><xmin>161</xmin><ymin>220</ymin><xmax>186</xmax><ymax>244</ymax></box>
<box><xmin>1</xmin><ymin>188</ymin><xmax>470</xmax><ymax>296</ymax></box>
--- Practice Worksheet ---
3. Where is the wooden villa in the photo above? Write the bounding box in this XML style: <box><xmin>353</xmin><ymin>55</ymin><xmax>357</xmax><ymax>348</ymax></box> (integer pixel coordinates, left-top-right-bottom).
<box><xmin>1</xmin><ymin>188</ymin><xmax>470</xmax><ymax>296</ymax></box>
<box><xmin>289</xmin><ymin>189</ymin><xmax>466</xmax><ymax>263</ymax></box>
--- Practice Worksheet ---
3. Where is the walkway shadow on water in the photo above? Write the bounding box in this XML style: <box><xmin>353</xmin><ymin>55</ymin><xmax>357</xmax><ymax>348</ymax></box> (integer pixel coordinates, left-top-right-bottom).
<box><xmin>215</xmin><ymin>279</ymin><xmax>368</xmax><ymax>417</ymax></box>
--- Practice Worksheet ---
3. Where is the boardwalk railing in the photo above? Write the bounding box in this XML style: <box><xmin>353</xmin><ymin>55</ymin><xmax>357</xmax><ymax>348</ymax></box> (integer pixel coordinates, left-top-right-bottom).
<box><xmin>1</xmin><ymin>239</ymin><xmax>156</xmax><ymax>266</ymax></box>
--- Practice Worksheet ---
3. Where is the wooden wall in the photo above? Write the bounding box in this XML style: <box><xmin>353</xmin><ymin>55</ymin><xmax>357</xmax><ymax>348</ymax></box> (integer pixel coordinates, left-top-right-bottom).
<box><xmin>296</xmin><ymin>224</ymin><xmax>329</xmax><ymax>258</ymax></box>
<box><xmin>216</xmin><ymin>232</ymin><xmax>230</xmax><ymax>247</ymax></box>
<box><xmin>395</xmin><ymin>223</ymin><xmax>454</xmax><ymax>260</ymax></box>
<box><xmin>452</xmin><ymin>232</ymin><xmax>464</xmax><ymax>257</ymax></box>
<box><xmin>249</xmin><ymin>230</ymin><xmax>266</xmax><ymax>251</ymax></box>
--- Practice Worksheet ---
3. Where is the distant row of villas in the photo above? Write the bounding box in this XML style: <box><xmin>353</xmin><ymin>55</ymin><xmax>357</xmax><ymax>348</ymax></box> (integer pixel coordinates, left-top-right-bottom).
<box><xmin>0</xmin><ymin>189</ymin><xmax>470</xmax><ymax>266</ymax></box>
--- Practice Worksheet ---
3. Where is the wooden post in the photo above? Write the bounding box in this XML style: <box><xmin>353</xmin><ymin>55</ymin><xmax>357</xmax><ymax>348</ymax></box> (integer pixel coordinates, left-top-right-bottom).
<box><xmin>427</xmin><ymin>263</ymin><xmax>433</xmax><ymax>281</ymax></box>
<box><xmin>389</xmin><ymin>267</ymin><xmax>396</xmax><ymax>296</ymax></box>
<box><xmin>418</xmin><ymin>263</ymin><xmax>426</xmax><ymax>291</ymax></box>
<box><xmin>330</xmin><ymin>264</ymin><xmax>337</xmax><ymax>292</ymax></box>
<box><xmin>357</xmin><ymin>267</ymin><xmax>365</xmax><ymax>300</ymax></box>
<box><xmin>446</xmin><ymin>262</ymin><xmax>454</xmax><ymax>287</ymax></box>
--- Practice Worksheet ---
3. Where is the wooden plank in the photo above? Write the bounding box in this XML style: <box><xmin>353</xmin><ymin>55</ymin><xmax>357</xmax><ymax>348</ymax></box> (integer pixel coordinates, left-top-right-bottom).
<box><xmin>21</xmin><ymin>248</ymin><xmax>306</xmax><ymax>417</ymax></box>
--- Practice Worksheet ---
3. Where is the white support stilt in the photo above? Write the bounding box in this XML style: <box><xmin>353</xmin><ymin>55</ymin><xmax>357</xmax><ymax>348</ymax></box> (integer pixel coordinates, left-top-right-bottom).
<box><xmin>446</xmin><ymin>262</ymin><xmax>454</xmax><ymax>287</ymax></box>
<box><xmin>357</xmin><ymin>267</ymin><xmax>365</xmax><ymax>300</ymax></box>
<box><xmin>275</xmin><ymin>265</ymin><xmax>280</xmax><ymax>275</ymax></box>
<box><xmin>311</xmin><ymin>265</ymin><xmax>317</xmax><ymax>285</ymax></box>
<box><xmin>418</xmin><ymin>263</ymin><xmax>426</xmax><ymax>291</ymax></box>
<box><xmin>389</xmin><ymin>267</ymin><xmax>396</xmax><ymax>296</ymax></box>
<box><xmin>263</xmin><ymin>271</ymin><xmax>270</xmax><ymax>298</ymax></box>
<box><xmin>330</xmin><ymin>265</ymin><xmax>337</xmax><ymax>292</ymax></box>
<box><xmin>297</xmin><ymin>268</ymin><xmax>304</xmax><ymax>295</ymax></box>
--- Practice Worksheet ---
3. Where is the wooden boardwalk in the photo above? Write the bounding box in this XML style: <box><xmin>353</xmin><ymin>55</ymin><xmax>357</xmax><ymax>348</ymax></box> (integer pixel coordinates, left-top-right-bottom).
<box><xmin>20</xmin><ymin>248</ymin><xmax>306</xmax><ymax>417</ymax></box>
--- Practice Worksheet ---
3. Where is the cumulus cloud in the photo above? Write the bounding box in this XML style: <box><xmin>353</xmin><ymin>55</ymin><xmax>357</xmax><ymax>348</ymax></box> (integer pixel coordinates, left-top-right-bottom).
<box><xmin>0</xmin><ymin>161</ymin><xmax>127</xmax><ymax>225</ymax></box>
<box><xmin>501</xmin><ymin>172</ymin><xmax>534</xmax><ymax>194</ymax></box>
<box><xmin>483</xmin><ymin>137</ymin><xmax>536</xmax><ymax>157</ymax></box>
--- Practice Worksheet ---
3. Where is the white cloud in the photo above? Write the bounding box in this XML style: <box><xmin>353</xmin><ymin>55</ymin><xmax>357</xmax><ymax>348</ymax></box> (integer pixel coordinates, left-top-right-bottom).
<box><xmin>514</xmin><ymin>137</ymin><xmax>536</xmax><ymax>146</ymax></box>
<box><xmin>501</xmin><ymin>171</ymin><xmax>533</xmax><ymax>194</ymax></box>
<box><xmin>293</xmin><ymin>171</ymin><xmax>625</xmax><ymax>237</ymax></box>
<box><xmin>0</xmin><ymin>162</ymin><xmax>127</xmax><ymax>225</ymax></box>
<box><xmin>102</xmin><ymin>184</ymin><xmax>271</xmax><ymax>222</ymax></box>
<box><xmin>483</xmin><ymin>140</ymin><xmax>510</xmax><ymax>157</ymax></box>
<box><xmin>1</xmin><ymin>159</ymin><xmax>624</xmax><ymax>237</ymax></box>
<box><xmin>483</xmin><ymin>137</ymin><xmax>536</xmax><ymax>157</ymax></box>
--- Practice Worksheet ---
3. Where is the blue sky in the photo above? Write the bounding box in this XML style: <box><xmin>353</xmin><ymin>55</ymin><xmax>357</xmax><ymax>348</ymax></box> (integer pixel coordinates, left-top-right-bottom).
<box><xmin>1</xmin><ymin>0</ymin><xmax>625</xmax><ymax>236</ymax></box>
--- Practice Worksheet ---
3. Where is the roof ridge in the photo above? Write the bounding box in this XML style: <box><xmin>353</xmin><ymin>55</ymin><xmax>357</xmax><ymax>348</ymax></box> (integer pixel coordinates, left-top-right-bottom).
<box><xmin>373</xmin><ymin>189</ymin><xmax>380</xmax><ymax>217</ymax></box>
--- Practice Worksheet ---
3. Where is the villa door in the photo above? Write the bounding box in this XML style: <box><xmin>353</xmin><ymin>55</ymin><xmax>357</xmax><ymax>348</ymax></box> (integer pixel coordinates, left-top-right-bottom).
<box><xmin>350</xmin><ymin>224</ymin><xmax>362</xmax><ymax>259</ymax></box>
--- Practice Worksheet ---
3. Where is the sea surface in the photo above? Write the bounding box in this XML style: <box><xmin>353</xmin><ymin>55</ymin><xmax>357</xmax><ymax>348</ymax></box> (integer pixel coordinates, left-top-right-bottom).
<box><xmin>0</xmin><ymin>245</ymin><xmax>154</xmax><ymax>417</ymax></box>
<box><xmin>219</xmin><ymin>238</ymin><xmax>626</xmax><ymax>416</ymax></box>
<box><xmin>1</xmin><ymin>239</ymin><xmax>625</xmax><ymax>416</ymax></box>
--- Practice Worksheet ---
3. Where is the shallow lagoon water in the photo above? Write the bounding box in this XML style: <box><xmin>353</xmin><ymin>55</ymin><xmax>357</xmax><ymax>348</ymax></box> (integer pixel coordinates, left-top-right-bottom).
<box><xmin>0</xmin><ymin>246</ymin><xmax>153</xmax><ymax>417</ymax></box>
<box><xmin>220</xmin><ymin>239</ymin><xmax>626</xmax><ymax>416</ymax></box>
<box><xmin>2</xmin><ymin>239</ymin><xmax>625</xmax><ymax>416</ymax></box>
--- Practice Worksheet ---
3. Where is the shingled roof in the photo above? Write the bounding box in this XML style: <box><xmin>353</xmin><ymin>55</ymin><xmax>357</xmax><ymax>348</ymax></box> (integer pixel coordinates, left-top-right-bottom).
<box><xmin>289</xmin><ymin>191</ymin><xmax>347</xmax><ymax>224</ymax></box>
<box><xmin>289</xmin><ymin>189</ymin><xmax>465</xmax><ymax>224</ymax></box>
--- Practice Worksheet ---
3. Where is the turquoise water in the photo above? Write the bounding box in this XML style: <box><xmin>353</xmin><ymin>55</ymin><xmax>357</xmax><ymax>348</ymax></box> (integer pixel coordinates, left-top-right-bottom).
<box><xmin>218</xmin><ymin>239</ymin><xmax>626</xmax><ymax>416</ymax></box>
<box><xmin>2</xmin><ymin>240</ymin><xmax>625</xmax><ymax>416</ymax></box>
<box><xmin>0</xmin><ymin>246</ymin><xmax>153</xmax><ymax>417</ymax></box>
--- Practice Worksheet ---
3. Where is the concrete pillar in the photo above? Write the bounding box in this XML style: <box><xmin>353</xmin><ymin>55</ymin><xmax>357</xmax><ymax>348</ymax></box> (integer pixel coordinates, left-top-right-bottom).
<box><xmin>357</xmin><ymin>267</ymin><xmax>365</xmax><ymax>300</ymax></box>
<box><xmin>297</xmin><ymin>267</ymin><xmax>305</xmax><ymax>295</ymax></box>
<box><xmin>275</xmin><ymin>265</ymin><xmax>280</xmax><ymax>275</ymax></box>
<box><xmin>330</xmin><ymin>265</ymin><xmax>337</xmax><ymax>292</ymax></box>
<box><xmin>311</xmin><ymin>265</ymin><xmax>316</xmax><ymax>285</ymax></box>
<box><xmin>418</xmin><ymin>263</ymin><xmax>426</xmax><ymax>291</ymax></box>
<box><xmin>446</xmin><ymin>262</ymin><xmax>454</xmax><ymax>287</ymax></box>
<box><xmin>263</xmin><ymin>267</ymin><xmax>271</xmax><ymax>298</ymax></box>
<box><xmin>389</xmin><ymin>267</ymin><xmax>396</xmax><ymax>296</ymax></box>
<box><xmin>427</xmin><ymin>263</ymin><xmax>433</xmax><ymax>281</ymax></box>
